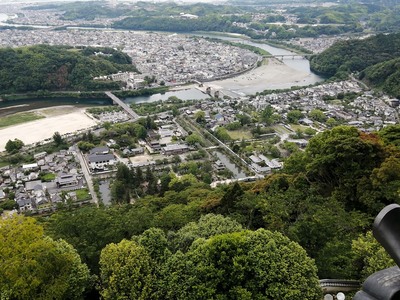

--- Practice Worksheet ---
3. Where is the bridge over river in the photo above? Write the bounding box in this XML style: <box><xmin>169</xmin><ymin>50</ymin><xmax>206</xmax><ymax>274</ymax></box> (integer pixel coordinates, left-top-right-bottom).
<box><xmin>263</xmin><ymin>54</ymin><xmax>312</xmax><ymax>60</ymax></box>
<box><xmin>105</xmin><ymin>91</ymin><xmax>140</xmax><ymax>120</ymax></box>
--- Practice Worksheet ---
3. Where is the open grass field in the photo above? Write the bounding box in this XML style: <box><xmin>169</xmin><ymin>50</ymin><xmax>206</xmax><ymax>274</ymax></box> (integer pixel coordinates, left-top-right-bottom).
<box><xmin>272</xmin><ymin>124</ymin><xmax>292</xmax><ymax>135</ymax></box>
<box><xmin>0</xmin><ymin>161</ymin><xmax>9</xmax><ymax>168</ymax></box>
<box><xmin>227</xmin><ymin>130</ymin><xmax>253</xmax><ymax>140</ymax></box>
<box><xmin>76</xmin><ymin>188</ymin><xmax>91</xmax><ymax>201</ymax></box>
<box><xmin>41</xmin><ymin>173</ymin><xmax>56</xmax><ymax>182</ymax></box>
<box><xmin>289</xmin><ymin>124</ymin><xmax>309</xmax><ymax>132</ymax></box>
<box><xmin>0</xmin><ymin>112</ymin><xmax>44</xmax><ymax>129</ymax></box>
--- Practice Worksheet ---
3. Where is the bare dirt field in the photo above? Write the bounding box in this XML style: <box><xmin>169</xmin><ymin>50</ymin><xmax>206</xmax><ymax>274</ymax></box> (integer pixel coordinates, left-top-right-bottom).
<box><xmin>0</xmin><ymin>106</ymin><xmax>97</xmax><ymax>151</ymax></box>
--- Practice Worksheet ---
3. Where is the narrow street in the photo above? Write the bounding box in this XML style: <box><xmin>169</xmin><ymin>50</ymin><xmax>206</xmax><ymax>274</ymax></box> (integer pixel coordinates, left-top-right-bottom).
<box><xmin>75</xmin><ymin>147</ymin><xmax>99</xmax><ymax>207</ymax></box>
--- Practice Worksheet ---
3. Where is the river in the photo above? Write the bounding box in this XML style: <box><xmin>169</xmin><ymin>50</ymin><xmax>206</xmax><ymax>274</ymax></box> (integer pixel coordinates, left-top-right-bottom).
<box><xmin>124</xmin><ymin>88</ymin><xmax>210</xmax><ymax>104</ymax></box>
<box><xmin>0</xmin><ymin>16</ymin><xmax>324</xmax><ymax>110</ymax></box>
<box><xmin>193</xmin><ymin>33</ymin><xmax>324</xmax><ymax>95</ymax></box>
<box><xmin>129</xmin><ymin>35</ymin><xmax>324</xmax><ymax>100</ymax></box>
<box><xmin>0</xmin><ymin>13</ymin><xmax>50</xmax><ymax>29</ymax></box>
<box><xmin>98</xmin><ymin>179</ymin><xmax>112</xmax><ymax>206</ymax></box>
<box><xmin>214</xmin><ymin>150</ymin><xmax>246</xmax><ymax>179</ymax></box>
<box><xmin>195</xmin><ymin>33</ymin><xmax>318</xmax><ymax>73</ymax></box>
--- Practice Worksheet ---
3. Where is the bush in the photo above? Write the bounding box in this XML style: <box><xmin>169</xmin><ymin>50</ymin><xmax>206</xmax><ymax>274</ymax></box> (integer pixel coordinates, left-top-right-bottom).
<box><xmin>0</xmin><ymin>200</ymin><xmax>17</xmax><ymax>210</ymax></box>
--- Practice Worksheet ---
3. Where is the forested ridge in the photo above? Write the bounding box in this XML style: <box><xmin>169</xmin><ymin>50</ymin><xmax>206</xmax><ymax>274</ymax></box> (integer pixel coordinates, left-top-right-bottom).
<box><xmin>2</xmin><ymin>125</ymin><xmax>400</xmax><ymax>298</ymax></box>
<box><xmin>360</xmin><ymin>57</ymin><xmax>400</xmax><ymax>98</ymax></box>
<box><xmin>310</xmin><ymin>32</ymin><xmax>400</xmax><ymax>77</ymax></box>
<box><xmin>310</xmin><ymin>32</ymin><xmax>400</xmax><ymax>97</ymax></box>
<box><xmin>0</xmin><ymin>45</ymin><xmax>136</xmax><ymax>94</ymax></box>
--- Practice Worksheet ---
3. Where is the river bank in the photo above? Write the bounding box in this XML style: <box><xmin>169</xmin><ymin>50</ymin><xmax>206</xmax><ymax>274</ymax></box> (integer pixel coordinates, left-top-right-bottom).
<box><xmin>0</xmin><ymin>32</ymin><xmax>324</xmax><ymax>150</ymax></box>
<box><xmin>207</xmin><ymin>58</ymin><xmax>315</xmax><ymax>96</ymax></box>
<box><xmin>0</xmin><ymin>58</ymin><xmax>319</xmax><ymax>150</ymax></box>
<box><xmin>0</xmin><ymin>86</ymin><xmax>169</xmax><ymax>102</ymax></box>
<box><xmin>0</xmin><ymin>106</ymin><xmax>97</xmax><ymax>151</ymax></box>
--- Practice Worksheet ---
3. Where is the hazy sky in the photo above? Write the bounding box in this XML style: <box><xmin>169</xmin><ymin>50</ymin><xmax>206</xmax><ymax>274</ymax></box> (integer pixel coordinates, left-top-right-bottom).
<box><xmin>3</xmin><ymin>0</ymin><xmax>221</xmax><ymax>3</ymax></box>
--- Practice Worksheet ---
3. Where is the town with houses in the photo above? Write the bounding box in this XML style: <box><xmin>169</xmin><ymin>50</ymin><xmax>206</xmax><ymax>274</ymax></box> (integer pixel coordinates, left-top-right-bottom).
<box><xmin>1</xmin><ymin>75</ymin><xmax>399</xmax><ymax>214</ymax></box>
<box><xmin>1</xmin><ymin>1</ymin><xmax>400</xmax><ymax>298</ymax></box>
<box><xmin>0</xmin><ymin>2</ymin><xmax>362</xmax><ymax>56</ymax></box>
<box><xmin>0</xmin><ymin>29</ymin><xmax>260</xmax><ymax>85</ymax></box>
<box><xmin>0</xmin><ymin>3</ymin><xmax>398</xmax><ymax>216</ymax></box>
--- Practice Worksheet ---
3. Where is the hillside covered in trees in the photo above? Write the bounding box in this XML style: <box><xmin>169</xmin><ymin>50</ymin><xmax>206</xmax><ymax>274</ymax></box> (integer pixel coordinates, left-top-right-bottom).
<box><xmin>310</xmin><ymin>32</ymin><xmax>400</xmax><ymax>77</ymax></box>
<box><xmin>0</xmin><ymin>45</ymin><xmax>136</xmax><ymax>94</ymax></box>
<box><xmin>2</xmin><ymin>125</ymin><xmax>400</xmax><ymax>298</ymax></box>
<box><xmin>310</xmin><ymin>32</ymin><xmax>400</xmax><ymax>97</ymax></box>
<box><xmin>360</xmin><ymin>57</ymin><xmax>400</xmax><ymax>98</ymax></box>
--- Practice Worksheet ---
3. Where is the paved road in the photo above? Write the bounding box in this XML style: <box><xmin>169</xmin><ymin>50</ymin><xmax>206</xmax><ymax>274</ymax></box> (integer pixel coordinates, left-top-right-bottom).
<box><xmin>183</xmin><ymin>116</ymin><xmax>257</xmax><ymax>175</ymax></box>
<box><xmin>75</xmin><ymin>147</ymin><xmax>99</xmax><ymax>207</ymax></box>
<box><xmin>105</xmin><ymin>91</ymin><xmax>140</xmax><ymax>120</ymax></box>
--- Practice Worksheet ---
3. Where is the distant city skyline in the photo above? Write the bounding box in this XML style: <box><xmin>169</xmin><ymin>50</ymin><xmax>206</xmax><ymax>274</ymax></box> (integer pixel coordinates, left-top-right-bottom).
<box><xmin>0</xmin><ymin>0</ymin><xmax>224</xmax><ymax>4</ymax></box>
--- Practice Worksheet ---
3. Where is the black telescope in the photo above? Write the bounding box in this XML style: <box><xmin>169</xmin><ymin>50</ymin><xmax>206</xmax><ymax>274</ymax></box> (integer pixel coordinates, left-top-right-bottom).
<box><xmin>354</xmin><ymin>204</ymin><xmax>400</xmax><ymax>300</ymax></box>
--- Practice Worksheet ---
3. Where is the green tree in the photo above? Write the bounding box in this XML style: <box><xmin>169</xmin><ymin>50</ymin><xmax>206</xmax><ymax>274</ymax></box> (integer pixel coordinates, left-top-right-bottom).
<box><xmin>145</xmin><ymin>166</ymin><xmax>155</xmax><ymax>183</ymax></box>
<box><xmin>53</xmin><ymin>131</ymin><xmax>64</xmax><ymax>146</ymax></box>
<box><xmin>138</xmin><ymin>228</ymin><xmax>169</xmax><ymax>261</ymax></box>
<box><xmin>0</xmin><ymin>216</ymin><xmax>91</xmax><ymax>299</ymax></box>
<box><xmin>46</xmin><ymin>207</ymin><xmax>127</xmax><ymax>274</ymax></box>
<box><xmin>326</xmin><ymin>117</ymin><xmax>338</xmax><ymax>128</ymax></box>
<box><xmin>133</xmin><ymin>124</ymin><xmax>147</xmax><ymax>139</ymax></box>
<box><xmin>103</xmin><ymin>122</ymin><xmax>112</xmax><ymax>130</ymax></box>
<box><xmin>282</xmin><ymin>141</ymin><xmax>299</xmax><ymax>154</ymax></box>
<box><xmin>378</xmin><ymin>124</ymin><xmax>400</xmax><ymax>148</ymax></box>
<box><xmin>161</xmin><ymin>229</ymin><xmax>322</xmax><ymax>299</ymax></box>
<box><xmin>309</xmin><ymin>109</ymin><xmax>327</xmax><ymax>123</ymax></box>
<box><xmin>77</xmin><ymin>141</ymin><xmax>95</xmax><ymax>152</ymax></box>
<box><xmin>172</xmin><ymin>155</ymin><xmax>182</xmax><ymax>164</ymax></box>
<box><xmin>155</xmin><ymin>203</ymin><xmax>197</xmax><ymax>231</ymax></box>
<box><xmin>370</xmin><ymin>155</ymin><xmax>400</xmax><ymax>203</ymax></box>
<box><xmin>219</xmin><ymin>182</ymin><xmax>244</xmax><ymax>213</ymax></box>
<box><xmin>236</xmin><ymin>113</ymin><xmax>251</xmax><ymax>126</ymax></box>
<box><xmin>172</xmin><ymin>107</ymin><xmax>180</xmax><ymax>117</ymax></box>
<box><xmin>99</xmin><ymin>239</ymin><xmax>153</xmax><ymax>300</ymax></box>
<box><xmin>185</xmin><ymin>133</ymin><xmax>202</xmax><ymax>146</ymax></box>
<box><xmin>287</xmin><ymin>110</ymin><xmax>304</xmax><ymax>124</ymax></box>
<box><xmin>0</xmin><ymin>199</ymin><xmax>18</xmax><ymax>210</ymax></box>
<box><xmin>169</xmin><ymin>214</ymin><xmax>243</xmax><ymax>252</ymax></box>
<box><xmin>285</xmin><ymin>126</ymin><xmax>387</xmax><ymax>212</ymax></box>
<box><xmin>214</xmin><ymin>127</ymin><xmax>231</xmax><ymax>142</ymax></box>
<box><xmin>159</xmin><ymin>173</ymin><xmax>172</xmax><ymax>196</ymax></box>
<box><xmin>5</xmin><ymin>138</ymin><xmax>24</xmax><ymax>153</ymax></box>
<box><xmin>115</xmin><ymin>163</ymin><xmax>131</xmax><ymax>185</ymax></box>
<box><xmin>304</xmin><ymin>127</ymin><xmax>317</xmax><ymax>136</ymax></box>
<box><xmin>111</xmin><ymin>180</ymin><xmax>130</xmax><ymax>204</ymax></box>
<box><xmin>352</xmin><ymin>231</ymin><xmax>395</xmax><ymax>281</ymax></box>
<box><xmin>260</xmin><ymin>105</ymin><xmax>274</xmax><ymax>125</ymax></box>
<box><xmin>135</xmin><ymin>167</ymin><xmax>143</xmax><ymax>185</ymax></box>
<box><xmin>168</xmin><ymin>173</ymin><xmax>198</xmax><ymax>192</ymax></box>
<box><xmin>194</xmin><ymin>110</ymin><xmax>206</xmax><ymax>123</ymax></box>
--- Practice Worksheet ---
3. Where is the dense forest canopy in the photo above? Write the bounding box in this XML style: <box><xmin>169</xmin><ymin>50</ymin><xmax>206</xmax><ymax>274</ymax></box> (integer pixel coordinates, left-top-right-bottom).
<box><xmin>1</xmin><ymin>125</ymin><xmax>389</xmax><ymax>298</ymax></box>
<box><xmin>0</xmin><ymin>45</ymin><xmax>136</xmax><ymax>94</ymax></box>
<box><xmin>360</xmin><ymin>57</ymin><xmax>400</xmax><ymax>98</ymax></box>
<box><xmin>310</xmin><ymin>32</ymin><xmax>400</xmax><ymax>97</ymax></box>
<box><xmin>0</xmin><ymin>216</ymin><xmax>91</xmax><ymax>299</ymax></box>
<box><xmin>310</xmin><ymin>32</ymin><xmax>400</xmax><ymax>77</ymax></box>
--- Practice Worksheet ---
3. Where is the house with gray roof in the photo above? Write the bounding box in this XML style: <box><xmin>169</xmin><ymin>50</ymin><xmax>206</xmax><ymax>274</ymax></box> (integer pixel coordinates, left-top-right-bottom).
<box><xmin>17</xmin><ymin>197</ymin><xmax>34</xmax><ymax>212</ymax></box>
<box><xmin>161</xmin><ymin>144</ymin><xmax>190</xmax><ymax>155</ymax></box>
<box><xmin>88</xmin><ymin>153</ymin><xmax>116</xmax><ymax>170</ymax></box>
<box><xmin>56</xmin><ymin>173</ymin><xmax>78</xmax><ymax>188</ymax></box>
<box><xmin>90</xmin><ymin>146</ymin><xmax>110</xmax><ymax>155</ymax></box>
